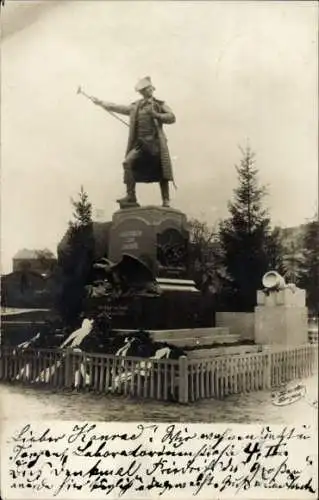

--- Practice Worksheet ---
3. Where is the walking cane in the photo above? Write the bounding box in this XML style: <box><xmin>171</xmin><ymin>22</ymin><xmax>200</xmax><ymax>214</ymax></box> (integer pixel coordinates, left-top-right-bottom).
<box><xmin>77</xmin><ymin>86</ymin><xmax>129</xmax><ymax>127</ymax></box>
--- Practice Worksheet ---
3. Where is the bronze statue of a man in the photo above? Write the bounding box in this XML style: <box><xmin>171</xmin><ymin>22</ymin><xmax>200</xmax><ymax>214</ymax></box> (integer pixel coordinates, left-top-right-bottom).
<box><xmin>92</xmin><ymin>77</ymin><xmax>176</xmax><ymax>208</ymax></box>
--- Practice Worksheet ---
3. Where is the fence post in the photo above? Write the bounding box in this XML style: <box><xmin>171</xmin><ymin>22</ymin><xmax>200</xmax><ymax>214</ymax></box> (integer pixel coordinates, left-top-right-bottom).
<box><xmin>263</xmin><ymin>347</ymin><xmax>271</xmax><ymax>389</ymax></box>
<box><xmin>178</xmin><ymin>356</ymin><xmax>189</xmax><ymax>404</ymax></box>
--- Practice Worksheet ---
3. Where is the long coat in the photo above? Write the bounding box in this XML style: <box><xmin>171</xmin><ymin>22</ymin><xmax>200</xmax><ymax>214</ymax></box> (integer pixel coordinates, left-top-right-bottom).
<box><xmin>100</xmin><ymin>98</ymin><xmax>175</xmax><ymax>183</ymax></box>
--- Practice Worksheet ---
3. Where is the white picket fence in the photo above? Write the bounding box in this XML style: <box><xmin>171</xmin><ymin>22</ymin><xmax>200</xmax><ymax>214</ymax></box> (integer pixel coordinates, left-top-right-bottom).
<box><xmin>0</xmin><ymin>344</ymin><xmax>317</xmax><ymax>403</ymax></box>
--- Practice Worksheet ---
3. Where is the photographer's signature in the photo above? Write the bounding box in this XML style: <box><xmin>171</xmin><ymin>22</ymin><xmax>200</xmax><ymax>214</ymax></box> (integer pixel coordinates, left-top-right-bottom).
<box><xmin>271</xmin><ymin>382</ymin><xmax>317</xmax><ymax>408</ymax></box>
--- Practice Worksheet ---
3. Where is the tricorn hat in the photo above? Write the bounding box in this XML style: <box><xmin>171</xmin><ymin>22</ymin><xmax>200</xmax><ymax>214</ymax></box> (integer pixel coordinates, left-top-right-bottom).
<box><xmin>135</xmin><ymin>76</ymin><xmax>155</xmax><ymax>92</ymax></box>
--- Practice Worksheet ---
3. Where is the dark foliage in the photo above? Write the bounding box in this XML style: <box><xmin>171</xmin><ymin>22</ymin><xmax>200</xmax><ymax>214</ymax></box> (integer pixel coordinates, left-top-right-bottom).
<box><xmin>15</xmin><ymin>316</ymin><xmax>186</xmax><ymax>359</ymax></box>
<box><xmin>299</xmin><ymin>218</ymin><xmax>319</xmax><ymax>315</ymax></box>
<box><xmin>56</xmin><ymin>187</ymin><xmax>94</xmax><ymax>327</ymax></box>
<box><xmin>188</xmin><ymin>218</ymin><xmax>230</xmax><ymax>295</ymax></box>
<box><xmin>265</xmin><ymin>226</ymin><xmax>285</xmax><ymax>276</ymax></box>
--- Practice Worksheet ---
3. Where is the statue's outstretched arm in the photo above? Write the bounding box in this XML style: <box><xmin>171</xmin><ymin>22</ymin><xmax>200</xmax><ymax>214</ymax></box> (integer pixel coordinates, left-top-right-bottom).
<box><xmin>154</xmin><ymin>103</ymin><xmax>176</xmax><ymax>124</ymax></box>
<box><xmin>93</xmin><ymin>99</ymin><xmax>132</xmax><ymax>116</ymax></box>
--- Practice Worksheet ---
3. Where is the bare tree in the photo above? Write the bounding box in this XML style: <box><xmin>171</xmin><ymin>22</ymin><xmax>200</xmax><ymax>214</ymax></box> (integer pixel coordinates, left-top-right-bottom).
<box><xmin>189</xmin><ymin>218</ymin><xmax>230</xmax><ymax>294</ymax></box>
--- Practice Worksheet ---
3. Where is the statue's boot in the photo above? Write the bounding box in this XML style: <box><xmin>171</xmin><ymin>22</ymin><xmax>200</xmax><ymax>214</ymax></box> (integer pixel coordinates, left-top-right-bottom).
<box><xmin>160</xmin><ymin>180</ymin><xmax>170</xmax><ymax>208</ymax></box>
<box><xmin>116</xmin><ymin>180</ymin><xmax>140</xmax><ymax>208</ymax></box>
<box><xmin>117</xmin><ymin>161</ymin><xmax>140</xmax><ymax>208</ymax></box>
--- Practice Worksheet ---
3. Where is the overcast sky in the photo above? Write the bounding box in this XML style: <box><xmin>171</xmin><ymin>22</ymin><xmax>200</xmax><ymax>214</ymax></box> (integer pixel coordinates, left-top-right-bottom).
<box><xmin>1</xmin><ymin>1</ymin><xmax>318</xmax><ymax>272</ymax></box>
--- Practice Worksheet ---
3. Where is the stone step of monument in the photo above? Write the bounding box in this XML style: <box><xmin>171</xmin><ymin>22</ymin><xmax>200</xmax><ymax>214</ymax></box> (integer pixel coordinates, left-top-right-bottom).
<box><xmin>186</xmin><ymin>344</ymin><xmax>261</xmax><ymax>359</ymax></box>
<box><xmin>152</xmin><ymin>334</ymin><xmax>241</xmax><ymax>349</ymax></box>
<box><xmin>150</xmin><ymin>327</ymin><xmax>230</xmax><ymax>342</ymax></box>
<box><xmin>114</xmin><ymin>327</ymin><xmax>240</xmax><ymax>349</ymax></box>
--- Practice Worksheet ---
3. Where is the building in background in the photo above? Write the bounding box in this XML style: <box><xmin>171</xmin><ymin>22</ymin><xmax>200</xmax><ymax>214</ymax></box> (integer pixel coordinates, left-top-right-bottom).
<box><xmin>12</xmin><ymin>248</ymin><xmax>57</xmax><ymax>276</ymax></box>
<box><xmin>1</xmin><ymin>248</ymin><xmax>58</xmax><ymax>309</ymax></box>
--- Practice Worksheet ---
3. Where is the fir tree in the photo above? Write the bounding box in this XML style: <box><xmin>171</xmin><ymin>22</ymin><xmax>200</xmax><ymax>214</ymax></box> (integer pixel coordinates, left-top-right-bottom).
<box><xmin>57</xmin><ymin>186</ymin><xmax>94</xmax><ymax>327</ymax></box>
<box><xmin>69</xmin><ymin>186</ymin><xmax>93</xmax><ymax>231</ymax></box>
<box><xmin>219</xmin><ymin>146</ymin><xmax>274</xmax><ymax>310</ymax></box>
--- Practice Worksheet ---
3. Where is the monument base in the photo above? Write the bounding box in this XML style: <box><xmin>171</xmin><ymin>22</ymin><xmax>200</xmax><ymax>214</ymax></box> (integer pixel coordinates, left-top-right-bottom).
<box><xmin>86</xmin><ymin>205</ymin><xmax>216</xmax><ymax>329</ymax></box>
<box><xmin>108</xmin><ymin>205</ymin><xmax>190</xmax><ymax>278</ymax></box>
<box><xmin>254</xmin><ymin>288</ymin><xmax>308</xmax><ymax>345</ymax></box>
<box><xmin>87</xmin><ymin>288</ymin><xmax>215</xmax><ymax>330</ymax></box>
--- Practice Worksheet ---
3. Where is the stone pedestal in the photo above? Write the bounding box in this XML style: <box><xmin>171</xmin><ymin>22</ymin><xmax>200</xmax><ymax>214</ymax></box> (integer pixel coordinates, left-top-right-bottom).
<box><xmin>83</xmin><ymin>205</ymin><xmax>219</xmax><ymax>330</ymax></box>
<box><xmin>108</xmin><ymin>205</ymin><xmax>190</xmax><ymax>278</ymax></box>
<box><xmin>254</xmin><ymin>287</ymin><xmax>308</xmax><ymax>345</ymax></box>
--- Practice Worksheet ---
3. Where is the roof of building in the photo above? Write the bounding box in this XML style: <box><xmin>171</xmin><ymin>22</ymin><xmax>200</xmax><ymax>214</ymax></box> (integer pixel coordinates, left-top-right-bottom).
<box><xmin>13</xmin><ymin>249</ymin><xmax>38</xmax><ymax>260</ymax></box>
<box><xmin>13</xmin><ymin>248</ymin><xmax>55</xmax><ymax>260</ymax></box>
